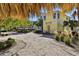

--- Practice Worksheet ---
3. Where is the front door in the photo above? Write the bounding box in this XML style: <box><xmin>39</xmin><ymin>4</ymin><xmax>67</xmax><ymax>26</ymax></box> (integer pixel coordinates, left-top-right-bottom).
<box><xmin>47</xmin><ymin>25</ymin><xmax>50</xmax><ymax>33</ymax></box>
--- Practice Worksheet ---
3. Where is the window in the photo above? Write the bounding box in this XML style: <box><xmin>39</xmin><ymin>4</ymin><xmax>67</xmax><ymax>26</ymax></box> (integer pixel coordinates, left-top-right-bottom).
<box><xmin>73</xmin><ymin>16</ymin><xmax>75</xmax><ymax>20</ymax></box>
<box><xmin>66</xmin><ymin>17</ymin><xmax>70</xmax><ymax>20</ymax></box>
<box><xmin>41</xmin><ymin>15</ymin><xmax>46</xmax><ymax>20</ymax></box>
<box><xmin>66</xmin><ymin>17</ymin><xmax>68</xmax><ymax>20</ymax></box>
<box><xmin>53</xmin><ymin>13</ymin><xmax>56</xmax><ymax>19</ymax></box>
<box><xmin>44</xmin><ymin>16</ymin><xmax>46</xmax><ymax>20</ymax></box>
<box><xmin>57</xmin><ymin>13</ymin><xmax>60</xmax><ymax>19</ymax></box>
<box><xmin>53</xmin><ymin>12</ymin><xmax>60</xmax><ymax>19</ymax></box>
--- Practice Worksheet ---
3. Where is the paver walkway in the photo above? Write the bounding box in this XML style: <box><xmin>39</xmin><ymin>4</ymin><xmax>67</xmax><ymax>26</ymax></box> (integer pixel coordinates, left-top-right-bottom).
<box><xmin>0</xmin><ymin>32</ymin><xmax>79</xmax><ymax>56</ymax></box>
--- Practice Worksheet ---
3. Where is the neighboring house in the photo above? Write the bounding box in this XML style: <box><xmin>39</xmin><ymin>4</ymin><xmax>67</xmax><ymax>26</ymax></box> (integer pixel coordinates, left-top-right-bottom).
<box><xmin>65</xmin><ymin>7</ymin><xmax>78</xmax><ymax>32</ymax></box>
<box><xmin>65</xmin><ymin>7</ymin><xmax>78</xmax><ymax>21</ymax></box>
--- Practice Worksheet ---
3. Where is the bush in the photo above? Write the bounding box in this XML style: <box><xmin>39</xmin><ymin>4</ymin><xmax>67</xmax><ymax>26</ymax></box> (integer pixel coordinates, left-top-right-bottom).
<box><xmin>55</xmin><ymin>31</ymin><xmax>73</xmax><ymax>46</ymax></box>
<box><xmin>55</xmin><ymin>31</ymin><xmax>61</xmax><ymax>41</ymax></box>
<box><xmin>60</xmin><ymin>34</ymin><xmax>64</xmax><ymax>42</ymax></box>
<box><xmin>64</xmin><ymin>35</ymin><xmax>72</xmax><ymax>46</ymax></box>
<box><xmin>0</xmin><ymin>42</ymin><xmax>6</xmax><ymax>50</ymax></box>
<box><xmin>5</xmin><ymin>38</ymin><xmax>16</xmax><ymax>47</ymax></box>
<box><xmin>72</xmin><ymin>32</ymin><xmax>79</xmax><ymax>45</ymax></box>
<box><xmin>17</xmin><ymin>29</ymin><xmax>31</xmax><ymax>33</ymax></box>
<box><xmin>34</xmin><ymin>30</ymin><xmax>39</xmax><ymax>33</ymax></box>
<box><xmin>65</xmin><ymin>39</ymin><xmax>71</xmax><ymax>46</ymax></box>
<box><xmin>0</xmin><ymin>17</ymin><xmax>32</xmax><ymax>32</ymax></box>
<box><xmin>27</xmin><ymin>30</ymin><xmax>31</xmax><ymax>33</ymax></box>
<box><xmin>17</xmin><ymin>30</ymin><xmax>25</xmax><ymax>33</ymax></box>
<box><xmin>34</xmin><ymin>29</ymin><xmax>43</xmax><ymax>34</ymax></box>
<box><xmin>56</xmin><ymin>35</ymin><xmax>60</xmax><ymax>41</ymax></box>
<box><xmin>0</xmin><ymin>38</ymin><xmax>16</xmax><ymax>50</ymax></box>
<box><xmin>63</xmin><ymin>21</ymin><xmax>69</xmax><ymax>27</ymax></box>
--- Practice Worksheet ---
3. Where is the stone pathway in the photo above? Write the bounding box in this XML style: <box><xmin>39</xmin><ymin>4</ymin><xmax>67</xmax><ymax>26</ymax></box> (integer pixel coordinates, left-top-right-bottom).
<box><xmin>0</xmin><ymin>32</ymin><xmax>79</xmax><ymax>56</ymax></box>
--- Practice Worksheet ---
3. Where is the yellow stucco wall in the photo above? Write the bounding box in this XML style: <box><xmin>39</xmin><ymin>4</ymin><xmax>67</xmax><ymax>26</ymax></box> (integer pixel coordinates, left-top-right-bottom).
<box><xmin>43</xmin><ymin>11</ymin><xmax>57</xmax><ymax>33</ymax></box>
<box><xmin>43</xmin><ymin>10</ymin><xmax>66</xmax><ymax>34</ymax></box>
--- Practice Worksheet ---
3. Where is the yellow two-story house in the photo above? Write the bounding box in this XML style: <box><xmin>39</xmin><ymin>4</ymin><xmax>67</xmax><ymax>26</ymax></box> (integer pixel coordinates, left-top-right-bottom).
<box><xmin>42</xmin><ymin>4</ymin><xmax>78</xmax><ymax>34</ymax></box>
<box><xmin>42</xmin><ymin>4</ymin><xmax>66</xmax><ymax>34</ymax></box>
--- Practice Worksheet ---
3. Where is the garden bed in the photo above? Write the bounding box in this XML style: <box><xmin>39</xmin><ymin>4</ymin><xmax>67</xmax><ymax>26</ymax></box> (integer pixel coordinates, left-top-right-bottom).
<box><xmin>55</xmin><ymin>31</ymin><xmax>79</xmax><ymax>48</ymax></box>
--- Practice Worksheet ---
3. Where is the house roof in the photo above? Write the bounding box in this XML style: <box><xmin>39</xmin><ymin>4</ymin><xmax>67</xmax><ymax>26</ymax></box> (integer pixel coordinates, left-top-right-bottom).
<box><xmin>65</xmin><ymin>7</ymin><xmax>78</xmax><ymax>21</ymax></box>
<box><xmin>40</xmin><ymin>7</ymin><xmax>47</xmax><ymax>14</ymax></box>
<box><xmin>53</xmin><ymin>7</ymin><xmax>62</xmax><ymax>12</ymax></box>
<box><xmin>65</xmin><ymin>12</ymin><xmax>72</xmax><ymax>17</ymax></box>
<box><xmin>65</xmin><ymin>7</ymin><xmax>78</xmax><ymax>16</ymax></box>
<box><xmin>71</xmin><ymin>7</ymin><xmax>78</xmax><ymax>15</ymax></box>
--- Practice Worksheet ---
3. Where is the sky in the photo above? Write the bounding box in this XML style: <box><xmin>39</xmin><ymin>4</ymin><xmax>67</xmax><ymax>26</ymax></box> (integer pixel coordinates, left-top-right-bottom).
<box><xmin>29</xmin><ymin>13</ymin><xmax>38</xmax><ymax>22</ymax></box>
<box><xmin>29</xmin><ymin>7</ymin><xmax>47</xmax><ymax>22</ymax></box>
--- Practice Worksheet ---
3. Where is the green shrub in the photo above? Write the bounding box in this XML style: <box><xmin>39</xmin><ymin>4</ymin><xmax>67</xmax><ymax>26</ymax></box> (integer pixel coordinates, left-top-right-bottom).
<box><xmin>60</xmin><ymin>34</ymin><xmax>64</xmax><ymax>42</ymax></box>
<box><xmin>0</xmin><ymin>38</ymin><xmax>16</xmax><ymax>50</ymax></box>
<box><xmin>55</xmin><ymin>35</ymin><xmax>60</xmax><ymax>41</ymax></box>
<box><xmin>64</xmin><ymin>35</ymin><xmax>71</xmax><ymax>46</ymax></box>
<box><xmin>55</xmin><ymin>32</ymin><xmax>61</xmax><ymax>41</ymax></box>
<box><xmin>0</xmin><ymin>42</ymin><xmax>6</xmax><ymax>50</ymax></box>
<box><xmin>34</xmin><ymin>30</ymin><xmax>42</xmax><ymax>34</ymax></box>
<box><xmin>55</xmin><ymin>33</ymin><xmax>65</xmax><ymax>42</ymax></box>
<box><xmin>5</xmin><ymin>38</ymin><xmax>16</xmax><ymax>47</ymax></box>
<box><xmin>72</xmin><ymin>32</ymin><xmax>79</xmax><ymax>45</ymax></box>
<box><xmin>0</xmin><ymin>17</ymin><xmax>32</xmax><ymax>32</ymax></box>
<box><xmin>55</xmin><ymin>31</ymin><xmax>73</xmax><ymax>46</ymax></box>
<box><xmin>65</xmin><ymin>39</ymin><xmax>71</xmax><ymax>46</ymax></box>
<box><xmin>56</xmin><ymin>35</ymin><xmax>60</xmax><ymax>41</ymax></box>
<box><xmin>27</xmin><ymin>30</ymin><xmax>31</xmax><ymax>33</ymax></box>
<box><xmin>1</xmin><ymin>34</ymin><xmax>8</xmax><ymax>36</ymax></box>
<box><xmin>17</xmin><ymin>29</ymin><xmax>30</xmax><ymax>33</ymax></box>
<box><xmin>34</xmin><ymin>30</ymin><xmax>38</xmax><ymax>33</ymax></box>
<box><xmin>63</xmin><ymin>21</ymin><xmax>69</xmax><ymax>27</ymax></box>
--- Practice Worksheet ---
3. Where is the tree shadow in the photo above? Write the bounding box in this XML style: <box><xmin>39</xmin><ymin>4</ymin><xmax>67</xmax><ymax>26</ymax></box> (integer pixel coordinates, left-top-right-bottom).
<box><xmin>0</xmin><ymin>32</ymin><xmax>28</xmax><ymax>36</ymax></box>
<box><xmin>40</xmin><ymin>33</ymin><xmax>75</xmax><ymax>48</ymax></box>
<box><xmin>40</xmin><ymin>33</ymin><xmax>55</xmax><ymax>39</ymax></box>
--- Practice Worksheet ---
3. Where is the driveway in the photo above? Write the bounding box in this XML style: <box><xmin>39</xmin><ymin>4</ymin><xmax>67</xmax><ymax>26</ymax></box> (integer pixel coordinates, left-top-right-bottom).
<box><xmin>0</xmin><ymin>32</ymin><xmax>79</xmax><ymax>56</ymax></box>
